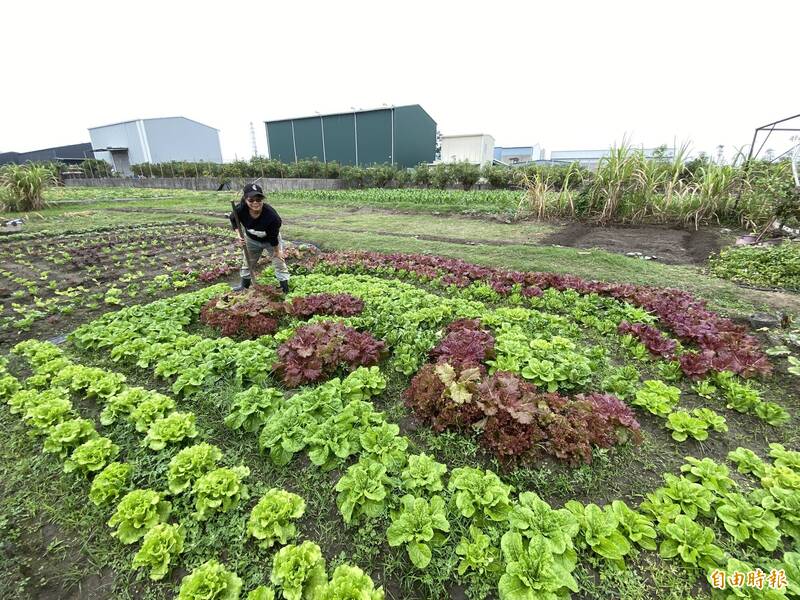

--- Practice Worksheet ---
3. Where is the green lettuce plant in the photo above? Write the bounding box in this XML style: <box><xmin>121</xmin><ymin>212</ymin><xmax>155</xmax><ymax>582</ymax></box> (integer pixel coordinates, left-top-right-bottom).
<box><xmin>715</xmin><ymin>493</ymin><xmax>781</xmax><ymax>551</ymax></box>
<box><xmin>610</xmin><ymin>500</ymin><xmax>657</xmax><ymax>551</ymax></box>
<box><xmin>400</xmin><ymin>453</ymin><xmax>447</xmax><ymax>495</ymax></box>
<box><xmin>498</xmin><ymin>531</ymin><xmax>579</xmax><ymax>600</ymax></box>
<box><xmin>661</xmin><ymin>474</ymin><xmax>714</xmax><ymax>519</ymax></box>
<box><xmin>23</xmin><ymin>394</ymin><xmax>73</xmax><ymax>432</ymax></box>
<box><xmin>43</xmin><ymin>417</ymin><xmax>97</xmax><ymax>458</ymax></box>
<box><xmin>143</xmin><ymin>411</ymin><xmax>198</xmax><ymax>451</ymax></box>
<box><xmin>167</xmin><ymin>443</ymin><xmax>223</xmax><ymax>495</ymax></box>
<box><xmin>632</xmin><ymin>380</ymin><xmax>680</xmax><ymax>417</ymax></box>
<box><xmin>108</xmin><ymin>489</ymin><xmax>171</xmax><ymax>544</ymax></box>
<box><xmin>565</xmin><ymin>501</ymin><xmax>631</xmax><ymax>566</ymax></box>
<box><xmin>340</xmin><ymin>366</ymin><xmax>386</xmax><ymax>401</ymax></box>
<box><xmin>193</xmin><ymin>465</ymin><xmax>250</xmax><ymax>521</ymax></box>
<box><xmin>246</xmin><ymin>586</ymin><xmax>275</xmax><ymax>600</ymax></box>
<box><xmin>455</xmin><ymin>526</ymin><xmax>500</xmax><ymax>576</ymax></box>
<box><xmin>691</xmin><ymin>407</ymin><xmax>728</xmax><ymax>433</ymax></box>
<box><xmin>727</xmin><ymin>447</ymin><xmax>767</xmax><ymax>477</ymax></box>
<box><xmin>0</xmin><ymin>374</ymin><xmax>21</xmax><ymax>401</ymax></box>
<box><xmin>85</xmin><ymin>371</ymin><xmax>127</xmax><ymax>400</ymax></box>
<box><xmin>508</xmin><ymin>492</ymin><xmax>579</xmax><ymax>560</ymax></box>
<box><xmin>319</xmin><ymin>565</ymin><xmax>384</xmax><ymax>600</ymax></box>
<box><xmin>755</xmin><ymin>401</ymin><xmax>791</xmax><ymax>426</ymax></box>
<box><xmin>100</xmin><ymin>387</ymin><xmax>151</xmax><ymax>425</ymax></box>
<box><xmin>247</xmin><ymin>488</ymin><xmax>306</xmax><ymax>548</ymax></box>
<box><xmin>335</xmin><ymin>458</ymin><xmax>392</xmax><ymax>525</ymax></box>
<box><xmin>666</xmin><ymin>411</ymin><xmax>710</xmax><ymax>442</ymax></box>
<box><xmin>306</xmin><ymin>400</ymin><xmax>382</xmax><ymax>471</ymax></box>
<box><xmin>130</xmin><ymin>393</ymin><xmax>176</xmax><ymax>433</ymax></box>
<box><xmin>132</xmin><ymin>522</ymin><xmax>185</xmax><ymax>580</ymax></box>
<box><xmin>386</xmin><ymin>494</ymin><xmax>450</xmax><ymax>569</ymax></box>
<box><xmin>270</xmin><ymin>541</ymin><xmax>327</xmax><ymax>600</ymax></box>
<box><xmin>258</xmin><ymin>404</ymin><xmax>316</xmax><ymax>466</ymax></box>
<box><xmin>448</xmin><ymin>467</ymin><xmax>513</xmax><ymax>524</ymax></box>
<box><xmin>769</xmin><ymin>443</ymin><xmax>800</xmax><ymax>471</ymax></box>
<box><xmin>224</xmin><ymin>386</ymin><xmax>284</xmax><ymax>433</ymax></box>
<box><xmin>177</xmin><ymin>559</ymin><xmax>242</xmax><ymax>600</ymax></box>
<box><xmin>756</xmin><ymin>487</ymin><xmax>800</xmax><ymax>543</ymax></box>
<box><xmin>64</xmin><ymin>436</ymin><xmax>120</xmax><ymax>475</ymax></box>
<box><xmin>680</xmin><ymin>456</ymin><xmax>736</xmax><ymax>496</ymax></box>
<box><xmin>658</xmin><ymin>514</ymin><xmax>724</xmax><ymax>571</ymax></box>
<box><xmin>89</xmin><ymin>462</ymin><xmax>131</xmax><ymax>506</ymax></box>
<box><xmin>358</xmin><ymin>423</ymin><xmax>408</xmax><ymax>473</ymax></box>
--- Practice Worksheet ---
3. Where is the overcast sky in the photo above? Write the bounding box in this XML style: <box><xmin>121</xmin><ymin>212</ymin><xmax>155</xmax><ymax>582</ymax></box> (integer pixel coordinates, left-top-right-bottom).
<box><xmin>2</xmin><ymin>1</ymin><xmax>797</xmax><ymax>162</ymax></box>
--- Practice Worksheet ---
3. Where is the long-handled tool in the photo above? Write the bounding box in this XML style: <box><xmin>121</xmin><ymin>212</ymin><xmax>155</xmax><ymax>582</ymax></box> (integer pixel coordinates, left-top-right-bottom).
<box><xmin>230</xmin><ymin>199</ymin><xmax>258</xmax><ymax>285</ymax></box>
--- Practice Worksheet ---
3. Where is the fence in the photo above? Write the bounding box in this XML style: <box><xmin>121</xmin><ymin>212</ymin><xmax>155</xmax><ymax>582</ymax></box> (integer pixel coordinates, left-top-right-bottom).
<box><xmin>63</xmin><ymin>177</ymin><xmax>346</xmax><ymax>192</ymax></box>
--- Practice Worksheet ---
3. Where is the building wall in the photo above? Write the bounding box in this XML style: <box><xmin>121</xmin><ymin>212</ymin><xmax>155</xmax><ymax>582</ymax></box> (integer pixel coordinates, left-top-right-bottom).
<box><xmin>0</xmin><ymin>143</ymin><xmax>94</xmax><ymax>165</ymax></box>
<box><xmin>440</xmin><ymin>135</ymin><xmax>495</xmax><ymax>165</ymax></box>
<box><xmin>89</xmin><ymin>121</ymin><xmax>148</xmax><ymax>165</ymax></box>
<box><xmin>393</xmin><ymin>105</ymin><xmax>435</xmax><ymax>167</ymax></box>
<box><xmin>143</xmin><ymin>117</ymin><xmax>222</xmax><ymax>163</ymax></box>
<box><xmin>265</xmin><ymin>105</ymin><xmax>435</xmax><ymax>168</ymax></box>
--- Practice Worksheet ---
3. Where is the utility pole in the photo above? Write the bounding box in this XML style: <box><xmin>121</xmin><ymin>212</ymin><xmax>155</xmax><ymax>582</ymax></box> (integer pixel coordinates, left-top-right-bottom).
<box><xmin>250</xmin><ymin>122</ymin><xmax>258</xmax><ymax>158</ymax></box>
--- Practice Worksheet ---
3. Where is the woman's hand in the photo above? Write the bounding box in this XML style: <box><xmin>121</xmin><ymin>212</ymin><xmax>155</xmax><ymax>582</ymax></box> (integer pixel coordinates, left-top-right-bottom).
<box><xmin>235</xmin><ymin>235</ymin><xmax>245</xmax><ymax>247</ymax></box>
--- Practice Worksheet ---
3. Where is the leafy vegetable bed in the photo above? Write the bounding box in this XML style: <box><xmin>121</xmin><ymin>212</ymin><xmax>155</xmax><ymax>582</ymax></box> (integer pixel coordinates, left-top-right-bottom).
<box><xmin>708</xmin><ymin>242</ymin><xmax>800</xmax><ymax>291</ymax></box>
<box><xmin>1</xmin><ymin>251</ymin><xmax>798</xmax><ymax>600</ymax></box>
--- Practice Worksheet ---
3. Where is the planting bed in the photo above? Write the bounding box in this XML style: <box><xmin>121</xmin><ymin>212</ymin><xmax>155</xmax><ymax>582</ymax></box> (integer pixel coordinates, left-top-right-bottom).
<box><xmin>1</xmin><ymin>246</ymin><xmax>799</xmax><ymax>600</ymax></box>
<box><xmin>0</xmin><ymin>223</ymin><xmax>244</xmax><ymax>350</ymax></box>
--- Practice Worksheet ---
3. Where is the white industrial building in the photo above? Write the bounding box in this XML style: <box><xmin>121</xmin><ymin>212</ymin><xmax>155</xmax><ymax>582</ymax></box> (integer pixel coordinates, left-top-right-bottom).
<box><xmin>439</xmin><ymin>134</ymin><xmax>495</xmax><ymax>165</ymax></box>
<box><xmin>550</xmin><ymin>147</ymin><xmax>676</xmax><ymax>169</ymax></box>
<box><xmin>89</xmin><ymin>116</ymin><xmax>222</xmax><ymax>175</ymax></box>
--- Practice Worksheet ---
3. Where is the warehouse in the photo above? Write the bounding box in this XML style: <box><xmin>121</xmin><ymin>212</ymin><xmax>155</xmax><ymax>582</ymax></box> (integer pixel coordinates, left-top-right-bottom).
<box><xmin>89</xmin><ymin>117</ymin><xmax>222</xmax><ymax>176</ymax></box>
<box><xmin>0</xmin><ymin>142</ymin><xmax>94</xmax><ymax>166</ymax></box>
<box><xmin>264</xmin><ymin>105</ymin><xmax>436</xmax><ymax>168</ymax></box>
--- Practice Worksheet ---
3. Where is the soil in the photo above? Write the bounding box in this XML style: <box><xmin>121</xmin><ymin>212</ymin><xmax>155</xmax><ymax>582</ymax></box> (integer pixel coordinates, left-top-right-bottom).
<box><xmin>541</xmin><ymin>223</ymin><xmax>727</xmax><ymax>266</ymax></box>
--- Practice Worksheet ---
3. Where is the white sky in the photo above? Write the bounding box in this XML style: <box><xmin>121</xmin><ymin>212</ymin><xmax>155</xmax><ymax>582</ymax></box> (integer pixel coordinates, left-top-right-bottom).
<box><xmin>2</xmin><ymin>1</ymin><xmax>798</xmax><ymax>162</ymax></box>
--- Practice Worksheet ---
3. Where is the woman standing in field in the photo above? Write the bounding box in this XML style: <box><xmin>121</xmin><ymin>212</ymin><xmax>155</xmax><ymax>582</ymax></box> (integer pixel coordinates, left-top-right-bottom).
<box><xmin>229</xmin><ymin>183</ymin><xmax>290</xmax><ymax>292</ymax></box>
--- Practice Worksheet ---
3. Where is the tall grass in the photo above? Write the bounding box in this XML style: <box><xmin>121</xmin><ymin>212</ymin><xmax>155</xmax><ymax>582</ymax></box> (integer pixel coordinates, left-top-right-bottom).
<box><xmin>0</xmin><ymin>163</ymin><xmax>57</xmax><ymax>212</ymax></box>
<box><xmin>519</xmin><ymin>145</ymin><xmax>797</xmax><ymax>230</ymax></box>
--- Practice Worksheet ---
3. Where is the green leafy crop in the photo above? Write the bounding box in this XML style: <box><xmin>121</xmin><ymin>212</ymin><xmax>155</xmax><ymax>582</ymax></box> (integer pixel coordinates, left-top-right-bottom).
<box><xmin>666</xmin><ymin>410</ymin><xmax>710</xmax><ymax>442</ymax></box>
<box><xmin>658</xmin><ymin>514</ymin><xmax>724</xmax><ymax>571</ymax></box>
<box><xmin>335</xmin><ymin>458</ymin><xmax>391</xmax><ymax>525</ymax></box>
<box><xmin>89</xmin><ymin>462</ymin><xmax>131</xmax><ymax>506</ymax></box>
<box><xmin>455</xmin><ymin>526</ymin><xmax>500</xmax><ymax>576</ymax></box>
<box><xmin>610</xmin><ymin>500</ymin><xmax>657</xmax><ymax>551</ymax></box>
<box><xmin>224</xmin><ymin>386</ymin><xmax>284</xmax><ymax>433</ymax></box>
<box><xmin>43</xmin><ymin>417</ymin><xmax>97</xmax><ymax>458</ymax></box>
<box><xmin>64</xmin><ymin>436</ymin><xmax>120</xmax><ymax>475</ymax></box>
<box><xmin>400</xmin><ymin>453</ymin><xmax>447</xmax><ymax>495</ymax></box>
<box><xmin>247</xmin><ymin>488</ymin><xmax>306</xmax><ymax>549</ymax></box>
<box><xmin>319</xmin><ymin>565</ymin><xmax>384</xmax><ymax>600</ymax></box>
<box><xmin>358</xmin><ymin>423</ymin><xmax>409</xmax><ymax>473</ymax></box>
<box><xmin>143</xmin><ymin>411</ymin><xmax>198</xmax><ymax>451</ymax></box>
<box><xmin>508</xmin><ymin>492</ymin><xmax>579</xmax><ymax>558</ymax></box>
<box><xmin>108</xmin><ymin>489</ymin><xmax>171</xmax><ymax>545</ymax></box>
<box><xmin>448</xmin><ymin>467</ymin><xmax>513</xmax><ymax>524</ymax></box>
<box><xmin>340</xmin><ymin>366</ymin><xmax>386</xmax><ymax>402</ymax></box>
<box><xmin>565</xmin><ymin>501</ymin><xmax>631</xmax><ymax>565</ymax></box>
<box><xmin>100</xmin><ymin>387</ymin><xmax>151</xmax><ymax>425</ymax></box>
<box><xmin>386</xmin><ymin>494</ymin><xmax>450</xmax><ymax>569</ymax></box>
<box><xmin>498</xmin><ymin>531</ymin><xmax>579</xmax><ymax>600</ymax></box>
<box><xmin>715</xmin><ymin>493</ymin><xmax>781</xmax><ymax>551</ymax></box>
<box><xmin>632</xmin><ymin>380</ymin><xmax>680</xmax><ymax>417</ymax></box>
<box><xmin>177</xmin><ymin>559</ymin><xmax>242</xmax><ymax>600</ymax></box>
<box><xmin>167</xmin><ymin>443</ymin><xmax>223</xmax><ymax>495</ymax></box>
<box><xmin>193</xmin><ymin>466</ymin><xmax>250</xmax><ymax>521</ymax></box>
<box><xmin>130</xmin><ymin>392</ymin><xmax>176</xmax><ymax>433</ymax></box>
<box><xmin>132</xmin><ymin>522</ymin><xmax>185</xmax><ymax>580</ymax></box>
<box><xmin>270</xmin><ymin>541</ymin><xmax>327</xmax><ymax>600</ymax></box>
<box><xmin>727</xmin><ymin>447</ymin><xmax>767</xmax><ymax>477</ymax></box>
<box><xmin>680</xmin><ymin>456</ymin><xmax>735</xmax><ymax>496</ymax></box>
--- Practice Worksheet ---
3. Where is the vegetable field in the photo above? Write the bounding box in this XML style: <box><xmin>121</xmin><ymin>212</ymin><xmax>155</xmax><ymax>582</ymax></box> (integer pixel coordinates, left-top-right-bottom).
<box><xmin>2</xmin><ymin>214</ymin><xmax>799</xmax><ymax>599</ymax></box>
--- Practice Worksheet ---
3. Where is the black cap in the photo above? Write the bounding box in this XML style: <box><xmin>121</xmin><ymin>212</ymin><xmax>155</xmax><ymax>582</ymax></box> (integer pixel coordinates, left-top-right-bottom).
<box><xmin>242</xmin><ymin>183</ymin><xmax>265</xmax><ymax>199</ymax></box>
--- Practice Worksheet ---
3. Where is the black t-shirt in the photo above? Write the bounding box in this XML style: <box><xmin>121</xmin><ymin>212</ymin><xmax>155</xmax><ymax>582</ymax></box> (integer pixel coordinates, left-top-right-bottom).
<box><xmin>229</xmin><ymin>201</ymin><xmax>282</xmax><ymax>246</ymax></box>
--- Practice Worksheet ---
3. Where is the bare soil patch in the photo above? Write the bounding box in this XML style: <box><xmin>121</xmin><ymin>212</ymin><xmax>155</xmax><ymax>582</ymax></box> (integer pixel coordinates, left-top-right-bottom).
<box><xmin>541</xmin><ymin>223</ymin><xmax>727</xmax><ymax>265</ymax></box>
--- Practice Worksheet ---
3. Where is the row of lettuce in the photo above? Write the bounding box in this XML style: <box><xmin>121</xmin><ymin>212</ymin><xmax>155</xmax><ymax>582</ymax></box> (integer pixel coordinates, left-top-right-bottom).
<box><xmin>2</xmin><ymin>341</ymin><xmax>384</xmax><ymax>599</ymax></box>
<box><xmin>4</xmin><ymin>331</ymin><xmax>799</xmax><ymax>599</ymax></box>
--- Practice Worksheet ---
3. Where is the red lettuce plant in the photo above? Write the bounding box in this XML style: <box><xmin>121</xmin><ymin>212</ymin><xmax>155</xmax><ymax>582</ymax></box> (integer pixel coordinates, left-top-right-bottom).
<box><xmin>618</xmin><ymin>321</ymin><xmax>677</xmax><ymax>359</ymax></box>
<box><xmin>429</xmin><ymin>319</ymin><xmax>495</xmax><ymax>369</ymax></box>
<box><xmin>200</xmin><ymin>285</ymin><xmax>285</xmax><ymax>338</ymax></box>
<box><xmin>274</xmin><ymin>321</ymin><xmax>386</xmax><ymax>387</ymax></box>
<box><xmin>286</xmin><ymin>293</ymin><xmax>365</xmax><ymax>319</ymax></box>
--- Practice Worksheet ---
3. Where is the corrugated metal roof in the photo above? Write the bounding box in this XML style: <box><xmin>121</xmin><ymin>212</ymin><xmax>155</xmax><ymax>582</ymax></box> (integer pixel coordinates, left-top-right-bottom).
<box><xmin>88</xmin><ymin>116</ymin><xmax>219</xmax><ymax>131</ymax></box>
<box><xmin>264</xmin><ymin>104</ymin><xmax>434</xmax><ymax>124</ymax></box>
